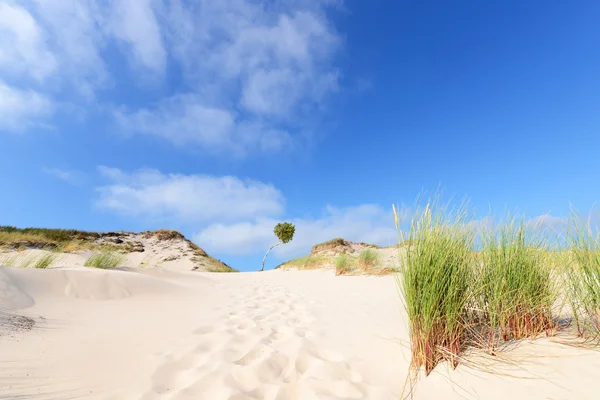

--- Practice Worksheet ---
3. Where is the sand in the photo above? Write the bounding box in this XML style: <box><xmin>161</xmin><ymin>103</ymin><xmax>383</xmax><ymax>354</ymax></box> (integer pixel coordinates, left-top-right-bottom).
<box><xmin>1</xmin><ymin>266</ymin><xmax>600</xmax><ymax>400</ymax></box>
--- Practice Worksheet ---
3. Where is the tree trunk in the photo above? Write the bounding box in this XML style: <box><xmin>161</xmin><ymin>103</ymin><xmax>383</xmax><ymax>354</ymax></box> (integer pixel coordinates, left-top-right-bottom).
<box><xmin>261</xmin><ymin>242</ymin><xmax>281</xmax><ymax>271</ymax></box>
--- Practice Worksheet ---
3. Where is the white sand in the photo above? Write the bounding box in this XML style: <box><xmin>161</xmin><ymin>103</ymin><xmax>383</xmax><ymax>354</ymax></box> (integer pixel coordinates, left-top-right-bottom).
<box><xmin>1</xmin><ymin>266</ymin><xmax>600</xmax><ymax>400</ymax></box>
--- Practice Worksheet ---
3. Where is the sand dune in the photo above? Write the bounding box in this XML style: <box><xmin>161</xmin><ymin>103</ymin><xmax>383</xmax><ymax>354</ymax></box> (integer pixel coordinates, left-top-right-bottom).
<box><xmin>1</xmin><ymin>266</ymin><xmax>600</xmax><ymax>399</ymax></box>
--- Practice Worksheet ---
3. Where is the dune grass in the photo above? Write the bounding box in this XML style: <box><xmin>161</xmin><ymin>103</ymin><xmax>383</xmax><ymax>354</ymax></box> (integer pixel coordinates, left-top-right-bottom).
<box><xmin>33</xmin><ymin>252</ymin><xmax>59</xmax><ymax>269</ymax></box>
<box><xmin>0</xmin><ymin>226</ymin><xmax>99</xmax><ymax>244</ymax></box>
<box><xmin>394</xmin><ymin>199</ymin><xmax>474</xmax><ymax>376</ymax></box>
<box><xmin>0</xmin><ymin>253</ymin><xmax>18</xmax><ymax>267</ymax></box>
<box><xmin>335</xmin><ymin>254</ymin><xmax>356</xmax><ymax>275</ymax></box>
<box><xmin>357</xmin><ymin>249</ymin><xmax>379</xmax><ymax>269</ymax></box>
<box><xmin>477</xmin><ymin>217</ymin><xmax>557</xmax><ymax>353</ymax></box>
<box><xmin>278</xmin><ymin>255</ymin><xmax>330</xmax><ymax>270</ymax></box>
<box><xmin>84</xmin><ymin>251</ymin><xmax>124</xmax><ymax>269</ymax></box>
<box><xmin>567</xmin><ymin>214</ymin><xmax>600</xmax><ymax>339</ymax></box>
<box><xmin>394</xmin><ymin>196</ymin><xmax>600</xmax><ymax>382</ymax></box>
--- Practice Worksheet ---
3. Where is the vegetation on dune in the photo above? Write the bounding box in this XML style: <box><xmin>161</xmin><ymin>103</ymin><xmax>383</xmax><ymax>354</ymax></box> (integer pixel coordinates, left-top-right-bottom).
<box><xmin>84</xmin><ymin>251</ymin><xmax>125</xmax><ymax>269</ymax></box>
<box><xmin>32</xmin><ymin>252</ymin><xmax>59</xmax><ymax>269</ymax></box>
<box><xmin>357</xmin><ymin>249</ymin><xmax>379</xmax><ymax>270</ymax></box>
<box><xmin>0</xmin><ymin>226</ymin><xmax>99</xmax><ymax>244</ymax></box>
<box><xmin>394</xmin><ymin>199</ymin><xmax>474</xmax><ymax>376</ymax></box>
<box><xmin>277</xmin><ymin>255</ymin><xmax>329</xmax><ymax>270</ymax></box>
<box><xmin>567</xmin><ymin>212</ymin><xmax>600</xmax><ymax>339</ymax></box>
<box><xmin>393</xmin><ymin>195</ymin><xmax>600</xmax><ymax>387</ymax></box>
<box><xmin>261</xmin><ymin>222</ymin><xmax>296</xmax><ymax>271</ymax></box>
<box><xmin>335</xmin><ymin>254</ymin><xmax>356</xmax><ymax>275</ymax></box>
<box><xmin>478</xmin><ymin>216</ymin><xmax>557</xmax><ymax>353</ymax></box>
<box><xmin>206</xmin><ymin>261</ymin><xmax>238</xmax><ymax>273</ymax></box>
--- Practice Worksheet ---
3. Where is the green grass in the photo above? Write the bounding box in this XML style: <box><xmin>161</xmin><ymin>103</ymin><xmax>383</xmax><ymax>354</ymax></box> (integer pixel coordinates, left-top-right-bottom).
<box><xmin>357</xmin><ymin>249</ymin><xmax>379</xmax><ymax>270</ymax></box>
<box><xmin>335</xmin><ymin>254</ymin><xmax>356</xmax><ymax>275</ymax></box>
<box><xmin>478</xmin><ymin>216</ymin><xmax>557</xmax><ymax>352</ymax></box>
<box><xmin>393</xmin><ymin>196</ymin><xmax>600</xmax><ymax>383</ymax></box>
<box><xmin>278</xmin><ymin>255</ymin><xmax>330</xmax><ymax>270</ymax></box>
<box><xmin>567</xmin><ymin>213</ymin><xmax>600</xmax><ymax>339</ymax></box>
<box><xmin>0</xmin><ymin>253</ymin><xmax>18</xmax><ymax>267</ymax></box>
<box><xmin>394</xmin><ymin>198</ymin><xmax>474</xmax><ymax>376</ymax></box>
<box><xmin>207</xmin><ymin>262</ymin><xmax>239</xmax><ymax>273</ymax></box>
<box><xmin>32</xmin><ymin>252</ymin><xmax>59</xmax><ymax>269</ymax></box>
<box><xmin>0</xmin><ymin>226</ymin><xmax>99</xmax><ymax>243</ymax></box>
<box><xmin>84</xmin><ymin>251</ymin><xmax>125</xmax><ymax>269</ymax></box>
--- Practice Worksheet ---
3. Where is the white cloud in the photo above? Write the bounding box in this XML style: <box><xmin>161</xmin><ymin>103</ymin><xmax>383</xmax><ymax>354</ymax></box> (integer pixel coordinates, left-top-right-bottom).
<box><xmin>95</xmin><ymin>167</ymin><xmax>285</xmax><ymax>223</ymax></box>
<box><xmin>195</xmin><ymin>204</ymin><xmax>399</xmax><ymax>258</ymax></box>
<box><xmin>0</xmin><ymin>2</ymin><xmax>57</xmax><ymax>81</ymax></box>
<box><xmin>113</xmin><ymin>1</ymin><xmax>341</xmax><ymax>152</ymax></box>
<box><xmin>42</xmin><ymin>167</ymin><xmax>84</xmax><ymax>185</ymax></box>
<box><xmin>105</xmin><ymin>0</ymin><xmax>166</xmax><ymax>73</ymax></box>
<box><xmin>113</xmin><ymin>94</ymin><xmax>294</xmax><ymax>155</ymax></box>
<box><xmin>0</xmin><ymin>0</ymin><xmax>343</xmax><ymax>152</ymax></box>
<box><xmin>0</xmin><ymin>80</ymin><xmax>53</xmax><ymax>132</ymax></box>
<box><xmin>526</xmin><ymin>213</ymin><xmax>569</xmax><ymax>230</ymax></box>
<box><xmin>24</xmin><ymin>0</ymin><xmax>110</xmax><ymax>98</ymax></box>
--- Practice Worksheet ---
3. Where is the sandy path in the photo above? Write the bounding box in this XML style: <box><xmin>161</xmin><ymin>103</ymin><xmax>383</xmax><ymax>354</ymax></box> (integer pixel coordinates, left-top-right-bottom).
<box><xmin>2</xmin><ymin>267</ymin><xmax>600</xmax><ymax>399</ymax></box>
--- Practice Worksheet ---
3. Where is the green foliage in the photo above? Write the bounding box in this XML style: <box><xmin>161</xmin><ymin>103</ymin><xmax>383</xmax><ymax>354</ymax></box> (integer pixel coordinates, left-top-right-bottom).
<box><xmin>84</xmin><ymin>251</ymin><xmax>124</xmax><ymax>269</ymax></box>
<box><xmin>274</xmin><ymin>222</ymin><xmax>295</xmax><ymax>244</ymax></box>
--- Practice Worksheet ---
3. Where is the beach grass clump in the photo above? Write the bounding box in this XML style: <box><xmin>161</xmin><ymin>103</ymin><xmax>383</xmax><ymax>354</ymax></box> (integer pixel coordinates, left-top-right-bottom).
<box><xmin>33</xmin><ymin>252</ymin><xmax>59</xmax><ymax>269</ymax></box>
<box><xmin>0</xmin><ymin>253</ymin><xmax>18</xmax><ymax>267</ymax></box>
<box><xmin>357</xmin><ymin>249</ymin><xmax>379</xmax><ymax>271</ymax></box>
<box><xmin>394</xmin><ymin>200</ymin><xmax>474</xmax><ymax>376</ymax></box>
<box><xmin>335</xmin><ymin>254</ymin><xmax>356</xmax><ymax>275</ymax></box>
<box><xmin>478</xmin><ymin>216</ymin><xmax>557</xmax><ymax>352</ymax></box>
<box><xmin>84</xmin><ymin>251</ymin><xmax>124</xmax><ymax>269</ymax></box>
<box><xmin>566</xmin><ymin>214</ymin><xmax>600</xmax><ymax>339</ymax></box>
<box><xmin>278</xmin><ymin>255</ymin><xmax>329</xmax><ymax>270</ymax></box>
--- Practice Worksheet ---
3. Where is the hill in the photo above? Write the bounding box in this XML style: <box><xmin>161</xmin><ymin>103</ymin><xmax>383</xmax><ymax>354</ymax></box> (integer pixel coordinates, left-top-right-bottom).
<box><xmin>276</xmin><ymin>238</ymin><xmax>405</xmax><ymax>275</ymax></box>
<box><xmin>0</xmin><ymin>226</ymin><xmax>236</xmax><ymax>272</ymax></box>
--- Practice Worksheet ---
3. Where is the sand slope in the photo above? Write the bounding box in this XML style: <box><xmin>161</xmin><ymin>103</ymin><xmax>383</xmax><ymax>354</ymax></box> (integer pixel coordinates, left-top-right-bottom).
<box><xmin>1</xmin><ymin>267</ymin><xmax>600</xmax><ymax>399</ymax></box>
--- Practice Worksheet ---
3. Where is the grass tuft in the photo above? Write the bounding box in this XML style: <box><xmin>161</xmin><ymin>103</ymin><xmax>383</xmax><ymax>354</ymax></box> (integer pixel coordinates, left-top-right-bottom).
<box><xmin>394</xmin><ymin>198</ymin><xmax>474</xmax><ymax>376</ymax></box>
<box><xmin>33</xmin><ymin>252</ymin><xmax>59</xmax><ymax>269</ymax></box>
<box><xmin>335</xmin><ymin>254</ymin><xmax>356</xmax><ymax>275</ymax></box>
<box><xmin>357</xmin><ymin>249</ymin><xmax>379</xmax><ymax>271</ymax></box>
<box><xmin>567</xmin><ymin>212</ymin><xmax>600</xmax><ymax>339</ymax></box>
<box><xmin>84</xmin><ymin>251</ymin><xmax>124</xmax><ymax>269</ymax></box>
<box><xmin>477</xmin><ymin>215</ymin><xmax>557</xmax><ymax>353</ymax></box>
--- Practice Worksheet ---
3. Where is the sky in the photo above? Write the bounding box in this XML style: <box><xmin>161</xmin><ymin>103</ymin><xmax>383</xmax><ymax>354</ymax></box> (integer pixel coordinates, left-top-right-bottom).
<box><xmin>0</xmin><ymin>0</ymin><xmax>599</xmax><ymax>271</ymax></box>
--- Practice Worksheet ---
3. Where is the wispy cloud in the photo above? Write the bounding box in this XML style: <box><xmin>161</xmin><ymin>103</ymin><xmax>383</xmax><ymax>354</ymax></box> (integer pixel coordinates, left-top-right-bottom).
<box><xmin>42</xmin><ymin>167</ymin><xmax>84</xmax><ymax>185</ymax></box>
<box><xmin>0</xmin><ymin>1</ymin><xmax>343</xmax><ymax>154</ymax></box>
<box><xmin>95</xmin><ymin>166</ymin><xmax>285</xmax><ymax>223</ymax></box>
<box><xmin>0</xmin><ymin>81</ymin><xmax>53</xmax><ymax>132</ymax></box>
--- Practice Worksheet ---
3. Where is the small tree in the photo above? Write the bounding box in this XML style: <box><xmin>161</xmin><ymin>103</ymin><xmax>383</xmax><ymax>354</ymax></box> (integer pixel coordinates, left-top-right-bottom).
<box><xmin>261</xmin><ymin>222</ymin><xmax>295</xmax><ymax>271</ymax></box>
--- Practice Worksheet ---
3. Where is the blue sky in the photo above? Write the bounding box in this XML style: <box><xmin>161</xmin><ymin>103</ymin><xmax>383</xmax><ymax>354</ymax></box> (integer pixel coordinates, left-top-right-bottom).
<box><xmin>0</xmin><ymin>0</ymin><xmax>599</xmax><ymax>271</ymax></box>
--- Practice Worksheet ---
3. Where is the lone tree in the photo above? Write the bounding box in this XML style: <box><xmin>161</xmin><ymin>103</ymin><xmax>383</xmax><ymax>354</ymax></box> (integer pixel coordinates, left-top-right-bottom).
<box><xmin>261</xmin><ymin>222</ymin><xmax>295</xmax><ymax>271</ymax></box>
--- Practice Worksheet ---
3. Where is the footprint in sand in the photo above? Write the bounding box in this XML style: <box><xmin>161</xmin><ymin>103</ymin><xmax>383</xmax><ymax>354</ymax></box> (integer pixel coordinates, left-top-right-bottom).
<box><xmin>234</xmin><ymin>344</ymin><xmax>272</xmax><ymax>366</ymax></box>
<box><xmin>193</xmin><ymin>326</ymin><xmax>215</xmax><ymax>335</ymax></box>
